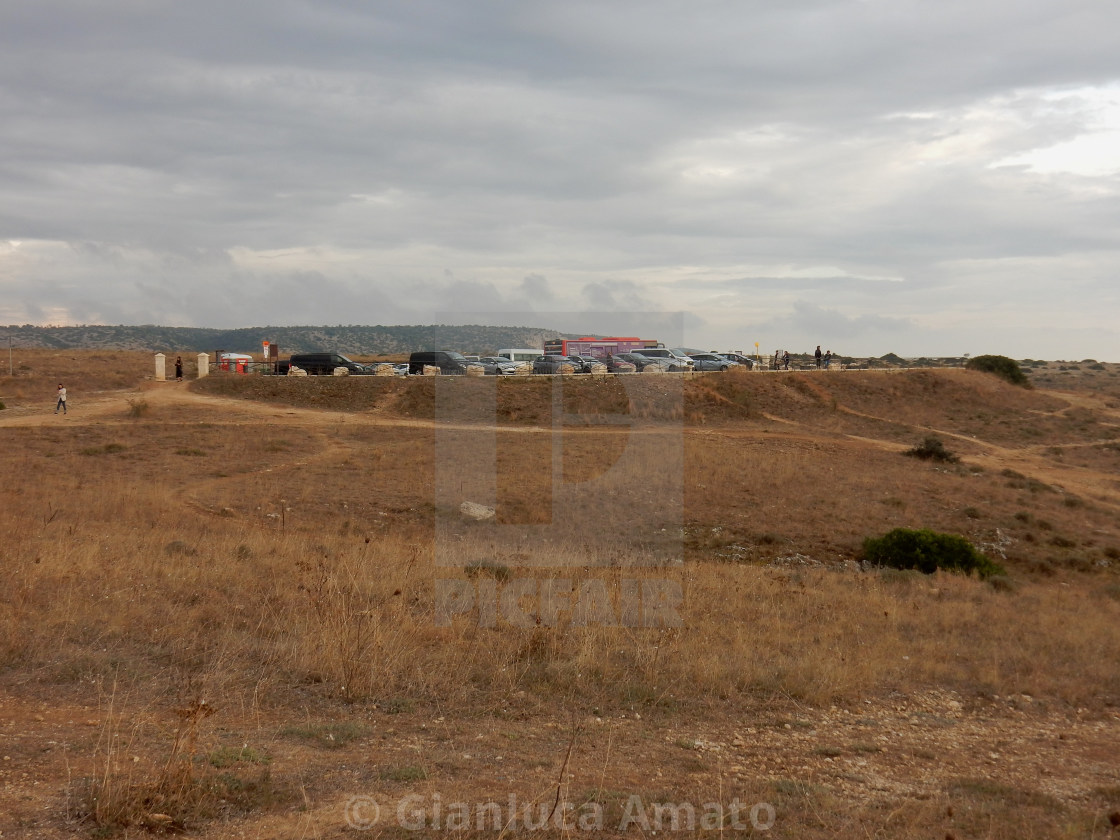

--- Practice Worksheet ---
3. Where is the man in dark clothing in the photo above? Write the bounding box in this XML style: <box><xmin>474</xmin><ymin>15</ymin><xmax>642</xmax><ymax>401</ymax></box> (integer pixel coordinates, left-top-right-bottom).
<box><xmin>815</xmin><ymin>346</ymin><xmax>822</xmax><ymax>368</ymax></box>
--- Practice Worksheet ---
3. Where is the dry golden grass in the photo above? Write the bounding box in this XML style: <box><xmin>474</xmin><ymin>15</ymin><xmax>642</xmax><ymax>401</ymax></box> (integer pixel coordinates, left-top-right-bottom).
<box><xmin>2</xmin><ymin>359</ymin><xmax>1119</xmax><ymax>837</ymax></box>
<box><xmin>0</xmin><ymin>349</ymin><xmax>155</xmax><ymax>400</ymax></box>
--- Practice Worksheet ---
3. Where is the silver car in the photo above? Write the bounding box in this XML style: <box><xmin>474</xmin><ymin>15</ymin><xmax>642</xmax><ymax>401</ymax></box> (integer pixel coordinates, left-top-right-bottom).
<box><xmin>634</xmin><ymin>348</ymin><xmax>694</xmax><ymax>370</ymax></box>
<box><xmin>688</xmin><ymin>352</ymin><xmax>735</xmax><ymax>371</ymax></box>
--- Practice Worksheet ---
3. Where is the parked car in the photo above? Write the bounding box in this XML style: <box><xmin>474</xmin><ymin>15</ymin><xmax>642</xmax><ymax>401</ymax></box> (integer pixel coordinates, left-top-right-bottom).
<box><xmin>615</xmin><ymin>352</ymin><xmax>674</xmax><ymax>373</ymax></box>
<box><xmin>564</xmin><ymin>355</ymin><xmax>611</xmax><ymax>374</ymax></box>
<box><xmin>475</xmin><ymin>356</ymin><xmax>525</xmax><ymax>375</ymax></box>
<box><xmin>635</xmin><ymin>348</ymin><xmax>694</xmax><ymax>370</ymax></box>
<box><xmin>408</xmin><ymin>351</ymin><xmax>474</xmax><ymax>375</ymax></box>
<box><xmin>688</xmin><ymin>352</ymin><xmax>734</xmax><ymax>371</ymax></box>
<box><xmin>718</xmin><ymin>352</ymin><xmax>755</xmax><ymax>369</ymax></box>
<box><xmin>280</xmin><ymin>352</ymin><xmax>371</xmax><ymax>375</ymax></box>
<box><xmin>601</xmin><ymin>355</ymin><xmax>637</xmax><ymax>374</ymax></box>
<box><xmin>533</xmin><ymin>355</ymin><xmax>579</xmax><ymax>374</ymax></box>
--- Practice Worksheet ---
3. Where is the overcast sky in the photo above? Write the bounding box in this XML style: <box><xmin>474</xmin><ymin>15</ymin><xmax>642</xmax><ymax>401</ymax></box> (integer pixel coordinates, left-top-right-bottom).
<box><xmin>2</xmin><ymin>1</ymin><xmax>1119</xmax><ymax>359</ymax></box>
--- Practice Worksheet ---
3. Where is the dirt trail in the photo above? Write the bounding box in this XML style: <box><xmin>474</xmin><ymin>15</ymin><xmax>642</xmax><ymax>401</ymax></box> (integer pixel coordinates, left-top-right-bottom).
<box><xmin>6</xmin><ymin>378</ymin><xmax>1118</xmax><ymax>509</ymax></box>
<box><xmin>822</xmin><ymin>397</ymin><xmax>1120</xmax><ymax>508</ymax></box>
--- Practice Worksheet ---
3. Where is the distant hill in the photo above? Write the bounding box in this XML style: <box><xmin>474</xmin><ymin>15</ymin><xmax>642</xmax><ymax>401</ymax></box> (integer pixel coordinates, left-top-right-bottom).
<box><xmin>2</xmin><ymin>324</ymin><xmax>570</xmax><ymax>355</ymax></box>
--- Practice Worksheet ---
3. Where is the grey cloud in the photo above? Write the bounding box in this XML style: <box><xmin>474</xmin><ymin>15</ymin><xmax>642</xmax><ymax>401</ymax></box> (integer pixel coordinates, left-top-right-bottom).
<box><xmin>760</xmin><ymin>300</ymin><xmax>914</xmax><ymax>342</ymax></box>
<box><xmin>2</xmin><ymin>1</ymin><xmax>1120</xmax><ymax>358</ymax></box>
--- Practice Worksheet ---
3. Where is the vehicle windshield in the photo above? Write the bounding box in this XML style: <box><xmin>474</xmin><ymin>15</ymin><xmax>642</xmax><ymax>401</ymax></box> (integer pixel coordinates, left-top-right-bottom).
<box><xmin>445</xmin><ymin>352</ymin><xmax>468</xmax><ymax>361</ymax></box>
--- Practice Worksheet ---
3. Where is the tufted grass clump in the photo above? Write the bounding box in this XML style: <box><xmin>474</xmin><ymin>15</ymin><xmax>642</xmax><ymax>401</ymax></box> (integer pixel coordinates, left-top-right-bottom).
<box><xmin>126</xmin><ymin>398</ymin><xmax>151</xmax><ymax>418</ymax></box>
<box><xmin>863</xmin><ymin>528</ymin><xmax>1006</xmax><ymax>579</ymax></box>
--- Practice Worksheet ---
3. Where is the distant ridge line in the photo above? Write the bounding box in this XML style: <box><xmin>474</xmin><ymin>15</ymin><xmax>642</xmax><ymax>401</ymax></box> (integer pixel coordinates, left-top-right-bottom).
<box><xmin>1</xmin><ymin>324</ymin><xmax>572</xmax><ymax>355</ymax></box>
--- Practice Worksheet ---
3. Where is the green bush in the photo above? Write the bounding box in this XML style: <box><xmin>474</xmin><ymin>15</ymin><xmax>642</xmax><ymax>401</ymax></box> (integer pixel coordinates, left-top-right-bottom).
<box><xmin>862</xmin><ymin>528</ymin><xmax>1005</xmax><ymax>579</ymax></box>
<box><xmin>965</xmin><ymin>355</ymin><xmax>1030</xmax><ymax>387</ymax></box>
<box><xmin>904</xmin><ymin>435</ymin><xmax>959</xmax><ymax>462</ymax></box>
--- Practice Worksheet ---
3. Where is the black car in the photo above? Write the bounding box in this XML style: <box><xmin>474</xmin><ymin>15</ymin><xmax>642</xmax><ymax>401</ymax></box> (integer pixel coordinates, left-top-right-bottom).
<box><xmin>615</xmin><ymin>352</ymin><xmax>673</xmax><ymax>373</ymax></box>
<box><xmin>408</xmin><ymin>351</ymin><xmax>473</xmax><ymax>375</ymax></box>
<box><xmin>533</xmin><ymin>355</ymin><xmax>580</xmax><ymax>374</ymax></box>
<box><xmin>280</xmin><ymin>352</ymin><xmax>371</xmax><ymax>375</ymax></box>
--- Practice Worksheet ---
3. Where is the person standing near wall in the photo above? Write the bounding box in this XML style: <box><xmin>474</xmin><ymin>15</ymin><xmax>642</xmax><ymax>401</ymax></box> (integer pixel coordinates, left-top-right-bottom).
<box><xmin>815</xmin><ymin>345</ymin><xmax>822</xmax><ymax>368</ymax></box>
<box><xmin>175</xmin><ymin>355</ymin><xmax>183</xmax><ymax>381</ymax></box>
<box><xmin>55</xmin><ymin>383</ymin><xmax>67</xmax><ymax>415</ymax></box>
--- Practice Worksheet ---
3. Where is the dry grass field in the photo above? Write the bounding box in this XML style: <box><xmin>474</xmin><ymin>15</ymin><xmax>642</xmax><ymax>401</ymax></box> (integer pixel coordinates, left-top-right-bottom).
<box><xmin>2</xmin><ymin>350</ymin><xmax>1120</xmax><ymax>838</ymax></box>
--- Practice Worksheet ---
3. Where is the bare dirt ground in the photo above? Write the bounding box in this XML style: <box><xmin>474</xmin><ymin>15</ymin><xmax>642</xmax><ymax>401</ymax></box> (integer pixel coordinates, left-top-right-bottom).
<box><xmin>3</xmin><ymin>685</ymin><xmax>1118</xmax><ymax>838</ymax></box>
<box><xmin>2</xmin><ymin>358</ymin><xmax>1119</xmax><ymax>838</ymax></box>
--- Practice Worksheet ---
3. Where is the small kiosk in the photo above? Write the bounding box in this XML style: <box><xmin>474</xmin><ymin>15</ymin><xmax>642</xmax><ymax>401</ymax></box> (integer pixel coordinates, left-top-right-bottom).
<box><xmin>218</xmin><ymin>352</ymin><xmax>253</xmax><ymax>373</ymax></box>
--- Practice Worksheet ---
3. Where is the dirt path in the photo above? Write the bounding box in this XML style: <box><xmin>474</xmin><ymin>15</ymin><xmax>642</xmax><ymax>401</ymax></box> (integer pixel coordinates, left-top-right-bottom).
<box><xmin>828</xmin><ymin>399</ymin><xmax>1120</xmax><ymax>509</ymax></box>
<box><xmin>6</xmin><ymin>379</ymin><xmax>1118</xmax><ymax>512</ymax></box>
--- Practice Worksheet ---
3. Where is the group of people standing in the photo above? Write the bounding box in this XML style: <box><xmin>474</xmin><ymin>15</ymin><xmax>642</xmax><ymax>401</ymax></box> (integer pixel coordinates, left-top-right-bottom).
<box><xmin>771</xmin><ymin>346</ymin><xmax>834</xmax><ymax>370</ymax></box>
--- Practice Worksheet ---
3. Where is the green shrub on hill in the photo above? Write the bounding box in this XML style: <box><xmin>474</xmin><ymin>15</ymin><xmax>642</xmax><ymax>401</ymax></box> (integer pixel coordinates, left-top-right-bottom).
<box><xmin>904</xmin><ymin>435</ymin><xmax>958</xmax><ymax>463</ymax></box>
<box><xmin>965</xmin><ymin>354</ymin><xmax>1030</xmax><ymax>387</ymax></box>
<box><xmin>862</xmin><ymin>528</ymin><xmax>1005</xmax><ymax>579</ymax></box>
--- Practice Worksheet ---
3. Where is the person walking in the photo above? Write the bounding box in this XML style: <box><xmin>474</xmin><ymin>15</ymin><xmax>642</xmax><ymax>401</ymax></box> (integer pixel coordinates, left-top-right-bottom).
<box><xmin>824</xmin><ymin>350</ymin><xmax>833</xmax><ymax>369</ymax></box>
<box><xmin>55</xmin><ymin>383</ymin><xmax>67</xmax><ymax>414</ymax></box>
<box><xmin>781</xmin><ymin>350</ymin><xmax>790</xmax><ymax>370</ymax></box>
<box><xmin>815</xmin><ymin>345</ymin><xmax>822</xmax><ymax>369</ymax></box>
<box><xmin>175</xmin><ymin>355</ymin><xmax>183</xmax><ymax>381</ymax></box>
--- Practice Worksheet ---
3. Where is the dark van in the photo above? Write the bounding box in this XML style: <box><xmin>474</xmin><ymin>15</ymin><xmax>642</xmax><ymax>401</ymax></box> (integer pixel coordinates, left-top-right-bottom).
<box><xmin>408</xmin><ymin>351</ymin><xmax>472</xmax><ymax>375</ymax></box>
<box><xmin>284</xmin><ymin>353</ymin><xmax>369</xmax><ymax>375</ymax></box>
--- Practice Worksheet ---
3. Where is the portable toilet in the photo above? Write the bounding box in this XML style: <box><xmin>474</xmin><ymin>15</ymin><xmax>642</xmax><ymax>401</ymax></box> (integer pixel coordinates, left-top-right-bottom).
<box><xmin>219</xmin><ymin>352</ymin><xmax>253</xmax><ymax>373</ymax></box>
